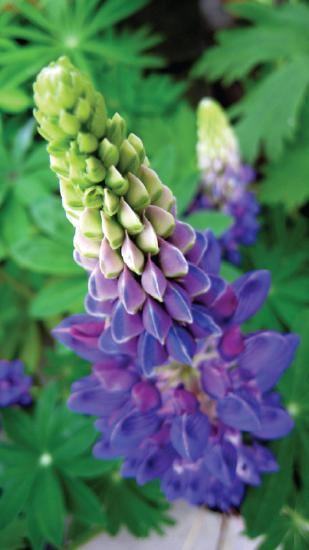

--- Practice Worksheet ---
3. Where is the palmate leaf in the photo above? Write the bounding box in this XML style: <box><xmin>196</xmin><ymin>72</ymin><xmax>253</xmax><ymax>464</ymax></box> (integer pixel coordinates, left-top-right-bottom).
<box><xmin>192</xmin><ymin>2</ymin><xmax>309</xmax><ymax>162</ymax></box>
<box><xmin>0</xmin><ymin>0</ymin><xmax>162</xmax><ymax>93</ymax></box>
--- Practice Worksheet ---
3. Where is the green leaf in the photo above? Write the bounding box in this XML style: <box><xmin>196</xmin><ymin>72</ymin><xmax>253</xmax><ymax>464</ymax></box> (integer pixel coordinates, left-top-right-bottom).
<box><xmin>30</xmin><ymin>196</ymin><xmax>74</xmax><ymax>246</ymax></box>
<box><xmin>1</xmin><ymin>196</ymin><xmax>32</xmax><ymax>249</ymax></box>
<box><xmin>34</xmin><ymin>382</ymin><xmax>59</xmax><ymax>447</ymax></box>
<box><xmin>259</xmin><ymin>142</ymin><xmax>309</xmax><ymax>210</ymax></box>
<box><xmin>64</xmin><ymin>476</ymin><xmax>106</xmax><ymax>526</ymax></box>
<box><xmin>32</xmin><ymin>470</ymin><xmax>65</xmax><ymax>548</ymax></box>
<box><xmin>30</xmin><ymin>276</ymin><xmax>86</xmax><ymax>318</ymax></box>
<box><xmin>0</xmin><ymin>472</ymin><xmax>36</xmax><ymax>530</ymax></box>
<box><xmin>59</xmin><ymin>457</ymin><xmax>117</xmax><ymax>479</ymax></box>
<box><xmin>0</xmin><ymin>518</ymin><xmax>27</xmax><ymax>550</ymax></box>
<box><xmin>220</xmin><ymin>261</ymin><xmax>242</xmax><ymax>283</ymax></box>
<box><xmin>53</xmin><ymin>423</ymin><xmax>97</xmax><ymax>462</ymax></box>
<box><xmin>0</xmin><ymin>88</ymin><xmax>30</xmax><ymax>112</ymax></box>
<box><xmin>185</xmin><ymin>211</ymin><xmax>233</xmax><ymax>237</ymax></box>
<box><xmin>11</xmin><ymin>236</ymin><xmax>80</xmax><ymax>275</ymax></box>
<box><xmin>2</xmin><ymin>409</ymin><xmax>38</xmax><ymax>451</ymax></box>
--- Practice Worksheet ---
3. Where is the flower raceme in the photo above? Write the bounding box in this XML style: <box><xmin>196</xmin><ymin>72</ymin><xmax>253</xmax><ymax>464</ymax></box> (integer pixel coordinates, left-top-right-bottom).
<box><xmin>34</xmin><ymin>58</ymin><xmax>299</xmax><ymax>510</ymax></box>
<box><xmin>192</xmin><ymin>99</ymin><xmax>260</xmax><ymax>265</ymax></box>
<box><xmin>0</xmin><ymin>360</ymin><xmax>32</xmax><ymax>407</ymax></box>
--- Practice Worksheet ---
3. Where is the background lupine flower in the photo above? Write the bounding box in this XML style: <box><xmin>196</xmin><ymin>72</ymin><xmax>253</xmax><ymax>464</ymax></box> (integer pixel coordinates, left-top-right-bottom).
<box><xmin>191</xmin><ymin>98</ymin><xmax>260</xmax><ymax>265</ymax></box>
<box><xmin>33</xmin><ymin>57</ymin><xmax>233</xmax><ymax>374</ymax></box>
<box><xmin>0</xmin><ymin>360</ymin><xmax>32</xmax><ymax>407</ymax></box>
<box><xmin>53</xmin><ymin>273</ymin><xmax>298</xmax><ymax>511</ymax></box>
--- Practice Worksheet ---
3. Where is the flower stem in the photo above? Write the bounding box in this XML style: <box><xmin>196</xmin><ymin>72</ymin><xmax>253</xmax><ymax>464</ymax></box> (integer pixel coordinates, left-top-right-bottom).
<box><xmin>215</xmin><ymin>514</ymin><xmax>228</xmax><ymax>550</ymax></box>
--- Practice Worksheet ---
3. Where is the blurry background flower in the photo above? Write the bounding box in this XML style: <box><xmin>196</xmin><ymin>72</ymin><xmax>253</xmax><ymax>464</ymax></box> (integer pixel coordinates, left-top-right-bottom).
<box><xmin>0</xmin><ymin>359</ymin><xmax>32</xmax><ymax>407</ymax></box>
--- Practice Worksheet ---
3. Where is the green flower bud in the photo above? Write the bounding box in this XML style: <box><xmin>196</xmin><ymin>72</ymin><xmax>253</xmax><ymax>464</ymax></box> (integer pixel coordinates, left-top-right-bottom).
<box><xmin>106</xmin><ymin>113</ymin><xmax>126</xmax><ymax>147</ymax></box>
<box><xmin>49</xmin><ymin>155</ymin><xmax>69</xmax><ymax>177</ymax></box>
<box><xmin>39</xmin><ymin>117</ymin><xmax>67</xmax><ymax>142</ymax></box>
<box><xmin>146</xmin><ymin>205</ymin><xmax>175</xmax><ymax>238</ymax></box>
<box><xmin>77</xmin><ymin>132</ymin><xmax>98</xmax><ymax>154</ymax></box>
<box><xmin>101</xmin><ymin>212</ymin><xmax>124</xmax><ymax>250</ymax></box>
<box><xmin>99</xmin><ymin>138</ymin><xmax>119</xmax><ymax>168</ymax></box>
<box><xmin>140</xmin><ymin>165</ymin><xmax>163</xmax><ymax>202</ymax></box>
<box><xmin>118</xmin><ymin>139</ymin><xmax>140</xmax><ymax>174</ymax></box>
<box><xmin>65</xmin><ymin>206</ymin><xmax>83</xmax><ymax>227</ymax></box>
<box><xmin>152</xmin><ymin>184</ymin><xmax>175</xmax><ymax>211</ymax></box>
<box><xmin>59</xmin><ymin>109</ymin><xmax>80</xmax><ymax>136</ymax></box>
<box><xmin>83</xmin><ymin>186</ymin><xmax>104</xmax><ymax>209</ymax></box>
<box><xmin>128</xmin><ymin>133</ymin><xmax>145</xmax><ymax>163</ymax></box>
<box><xmin>117</xmin><ymin>198</ymin><xmax>144</xmax><ymax>235</ymax></box>
<box><xmin>89</xmin><ymin>93</ymin><xmax>107</xmax><ymax>138</ymax></box>
<box><xmin>103</xmin><ymin>189</ymin><xmax>119</xmax><ymax>216</ymax></box>
<box><xmin>126</xmin><ymin>173</ymin><xmax>150</xmax><ymax>211</ymax></box>
<box><xmin>79</xmin><ymin>208</ymin><xmax>103</xmax><ymax>239</ymax></box>
<box><xmin>74</xmin><ymin>97</ymin><xmax>91</xmax><ymax>123</ymax></box>
<box><xmin>59</xmin><ymin>178</ymin><xmax>83</xmax><ymax>208</ymax></box>
<box><xmin>135</xmin><ymin>216</ymin><xmax>159</xmax><ymax>254</ymax></box>
<box><xmin>85</xmin><ymin>156</ymin><xmax>105</xmax><ymax>183</ymax></box>
<box><xmin>105</xmin><ymin>166</ymin><xmax>128</xmax><ymax>195</ymax></box>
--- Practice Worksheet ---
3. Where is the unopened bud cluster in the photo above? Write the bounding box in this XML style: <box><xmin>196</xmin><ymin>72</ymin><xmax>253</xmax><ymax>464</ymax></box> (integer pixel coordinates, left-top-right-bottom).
<box><xmin>34</xmin><ymin>56</ymin><xmax>176</xmax><ymax>279</ymax></box>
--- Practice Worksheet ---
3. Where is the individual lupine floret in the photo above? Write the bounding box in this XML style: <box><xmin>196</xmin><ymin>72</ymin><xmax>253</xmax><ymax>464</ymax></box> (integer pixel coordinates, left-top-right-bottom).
<box><xmin>0</xmin><ymin>360</ymin><xmax>32</xmax><ymax>407</ymax></box>
<box><xmin>53</xmin><ymin>272</ymin><xmax>299</xmax><ymax>511</ymax></box>
<box><xmin>191</xmin><ymin>98</ymin><xmax>260</xmax><ymax>265</ymax></box>
<box><xmin>34</xmin><ymin>57</ymin><xmax>225</xmax><ymax>373</ymax></box>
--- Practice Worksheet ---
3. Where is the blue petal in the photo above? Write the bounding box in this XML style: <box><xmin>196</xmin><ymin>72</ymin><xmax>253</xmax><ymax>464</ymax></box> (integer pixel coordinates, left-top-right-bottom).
<box><xmin>166</xmin><ymin>325</ymin><xmax>196</xmax><ymax>365</ymax></box>
<box><xmin>170</xmin><ymin>412</ymin><xmax>209</xmax><ymax>461</ymax></box>
<box><xmin>218</xmin><ymin>392</ymin><xmax>261</xmax><ymax>432</ymax></box>
<box><xmin>99</xmin><ymin>326</ymin><xmax>138</xmax><ymax>356</ymax></box>
<box><xmin>137</xmin><ymin>332</ymin><xmax>168</xmax><ymax>376</ymax></box>
<box><xmin>52</xmin><ymin>314</ymin><xmax>105</xmax><ymax>362</ymax></box>
<box><xmin>142</xmin><ymin>298</ymin><xmax>172</xmax><ymax>344</ymax></box>
<box><xmin>190</xmin><ymin>304</ymin><xmax>222</xmax><ymax>339</ymax></box>
<box><xmin>85</xmin><ymin>294</ymin><xmax>115</xmax><ymax>318</ymax></box>
<box><xmin>232</xmin><ymin>270</ymin><xmax>271</xmax><ymax>324</ymax></box>
<box><xmin>204</xmin><ymin>441</ymin><xmax>237</xmax><ymax>486</ymax></box>
<box><xmin>252</xmin><ymin>406</ymin><xmax>294</xmax><ymax>440</ymax></box>
<box><xmin>111</xmin><ymin>301</ymin><xmax>143</xmax><ymax>343</ymax></box>
<box><xmin>164</xmin><ymin>282</ymin><xmax>193</xmax><ymax>323</ymax></box>
<box><xmin>199</xmin><ymin>230</ymin><xmax>221</xmax><ymax>275</ymax></box>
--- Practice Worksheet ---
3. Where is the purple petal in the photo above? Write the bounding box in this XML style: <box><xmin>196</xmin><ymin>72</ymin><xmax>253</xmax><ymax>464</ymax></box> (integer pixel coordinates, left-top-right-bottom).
<box><xmin>110</xmin><ymin>411</ymin><xmax>161</xmax><ymax>448</ymax></box>
<box><xmin>232</xmin><ymin>270</ymin><xmax>271</xmax><ymax>324</ymax></box>
<box><xmin>164</xmin><ymin>282</ymin><xmax>193</xmax><ymax>323</ymax></box>
<box><xmin>169</xmin><ymin>220</ymin><xmax>196</xmax><ymax>253</ymax></box>
<box><xmin>252</xmin><ymin>406</ymin><xmax>294</xmax><ymax>440</ymax></box>
<box><xmin>190</xmin><ymin>305</ymin><xmax>222</xmax><ymax>339</ymax></box>
<box><xmin>99</xmin><ymin>237</ymin><xmax>124</xmax><ymax>278</ymax></box>
<box><xmin>85</xmin><ymin>294</ymin><xmax>115</xmax><ymax>318</ymax></box>
<box><xmin>88</xmin><ymin>266</ymin><xmax>118</xmax><ymax>301</ymax></box>
<box><xmin>52</xmin><ymin>314</ymin><xmax>105</xmax><ymax>362</ymax></box>
<box><xmin>170</xmin><ymin>413</ymin><xmax>210</xmax><ymax>461</ymax></box>
<box><xmin>218</xmin><ymin>393</ymin><xmax>261</xmax><ymax>432</ymax></box>
<box><xmin>74</xmin><ymin>250</ymin><xmax>98</xmax><ymax>271</ymax></box>
<box><xmin>210</xmin><ymin>285</ymin><xmax>238</xmax><ymax>322</ymax></box>
<box><xmin>93</xmin><ymin>363</ymin><xmax>138</xmax><ymax>392</ymax></box>
<box><xmin>158</xmin><ymin>238</ymin><xmax>188</xmax><ymax>278</ymax></box>
<box><xmin>198</xmin><ymin>275</ymin><xmax>225</xmax><ymax>307</ymax></box>
<box><xmin>99</xmin><ymin>326</ymin><xmax>138</xmax><ymax>356</ymax></box>
<box><xmin>131</xmin><ymin>382</ymin><xmax>161</xmax><ymax>413</ymax></box>
<box><xmin>239</xmin><ymin>332</ymin><xmax>299</xmax><ymax>391</ymax></box>
<box><xmin>141</xmin><ymin>256</ymin><xmax>167</xmax><ymax>301</ymax></box>
<box><xmin>251</xmin><ymin>443</ymin><xmax>278</xmax><ymax>473</ymax></box>
<box><xmin>236</xmin><ymin>448</ymin><xmax>261</xmax><ymax>486</ymax></box>
<box><xmin>68</xmin><ymin>376</ymin><xmax>128</xmax><ymax>416</ymax></box>
<box><xmin>204</xmin><ymin>442</ymin><xmax>237</xmax><ymax>486</ymax></box>
<box><xmin>199</xmin><ymin>230</ymin><xmax>221</xmax><ymax>275</ymax></box>
<box><xmin>111</xmin><ymin>301</ymin><xmax>143</xmax><ymax>343</ymax></box>
<box><xmin>142</xmin><ymin>298</ymin><xmax>172</xmax><ymax>344</ymax></box>
<box><xmin>180</xmin><ymin>263</ymin><xmax>211</xmax><ymax>298</ymax></box>
<box><xmin>166</xmin><ymin>325</ymin><xmax>196</xmax><ymax>365</ymax></box>
<box><xmin>219</xmin><ymin>326</ymin><xmax>245</xmax><ymax>361</ymax></box>
<box><xmin>137</xmin><ymin>445</ymin><xmax>176</xmax><ymax>485</ymax></box>
<box><xmin>137</xmin><ymin>332</ymin><xmax>168</xmax><ymax>375</ymax></box>
<box><xmin>201</xmin><ymin>364</ymin><xmax>229</xmax><ymax>399</ymax></box>
<box><xmin>186</xmin><ymin>231</ymin><xmax>208</xmax><ymax>265</ymax></box>
<box><xmin>118</xmin><ymin>266</ymin><xmax>146</xmax><ymax>314</ymax></box>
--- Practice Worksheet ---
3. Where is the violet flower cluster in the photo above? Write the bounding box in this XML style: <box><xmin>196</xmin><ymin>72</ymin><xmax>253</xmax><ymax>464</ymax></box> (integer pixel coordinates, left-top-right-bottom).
<box><xmin>0</xmin><ymin>360</ymin><xmax>32</xmax><ymax>408</ymax></box>
<box><xmin>34</xmin><ymin>57</ymin><xmax>298</xmax><ymax>512</ymax></box>
<box><xmin>192</xmin><ymin>99</ymin><xmax>260</xmax><ymax>265</ymax></box>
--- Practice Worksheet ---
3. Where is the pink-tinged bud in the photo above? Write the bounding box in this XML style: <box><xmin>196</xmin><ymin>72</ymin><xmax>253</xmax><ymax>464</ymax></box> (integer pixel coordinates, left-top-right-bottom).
<box><xmin>118</xmin><ymin>266</ymin><xmax>146</xmax><ymax>314</ymax></box>
<box><xmin>169</xmin><ymin>220</ymin><xmax>196</xmax><ymax>253</ymax></box>
<box><xmin>121</xmin><ymin>233</ymin><xmax>144</xmax><ymax>275</ymax></box>
<box><xmin>89</xmin><ymin>266</ymin><xmax>119</xmax><ymax>301</ymax></box>
<box><xmin>145</xmin><ymin>205</ymin><xmax>175</xmax><ymax>238</ymax></box>
<box><xmin>99</xmin><ymin>237</ymin><xmax>124</xmax><ymax>279</ymax></box>
<box><xmin>158</xmin><ymin>238</ymin><xmax>188</xmax><ymax>278</ymax></box>
<box><xmin>135</xmin><ymin>217</ymin><xmax>159</xmax><ymax>254</ymax></box>
<box><xmin>141</xmin><ymin>256</ymin><xmax>167</xmax><ymax>302</ymax></box>
<box><xmin>117</xmin><ymin>198</ymin><xmax>144</xmax><ymax>235</ymax></box>
<box><xmin>74</xmin><ymin>227</ymin><xmax>101</xmax><ymax>258</ymax></box>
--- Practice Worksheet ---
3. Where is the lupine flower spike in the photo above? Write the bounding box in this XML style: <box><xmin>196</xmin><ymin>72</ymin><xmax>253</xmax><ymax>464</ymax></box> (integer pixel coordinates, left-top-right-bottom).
<box><xmin>192</xmin><ymin>99</ymin><xmax>260</xmax><ymax>265</ymax></box>
<box><xmin>0</xmin><ymin>360</ymin><xmax>32</xmax><ymax>407</ymax></box>
<box><xmin>34</xmin><ymin>58</ymin><xmax>299</xmax><ymax>511</ymax></box>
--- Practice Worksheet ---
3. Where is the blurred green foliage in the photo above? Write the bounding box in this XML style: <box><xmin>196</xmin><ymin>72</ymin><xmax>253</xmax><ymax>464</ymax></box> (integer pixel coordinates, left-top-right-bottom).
<box><xmin>0</xmin><ymin>0</ymin><xmax>308</xmax><ymax>548</ymax></box>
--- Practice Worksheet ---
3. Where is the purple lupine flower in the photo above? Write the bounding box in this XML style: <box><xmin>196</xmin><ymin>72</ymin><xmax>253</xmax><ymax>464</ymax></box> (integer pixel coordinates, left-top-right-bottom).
<box><xmin>191</xmin><ymin>98</ymin><xmax>260</xmax><ymax>265</ymax></box>
<box><xmin>54</xmin><ymin>271</ymin><xmax>299</xmax><ymax>511</ymax></box>
<box><xmin>0</xmin><ymin>360</ymin><xmax>32</xmax><ymax>407</ymax></box>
